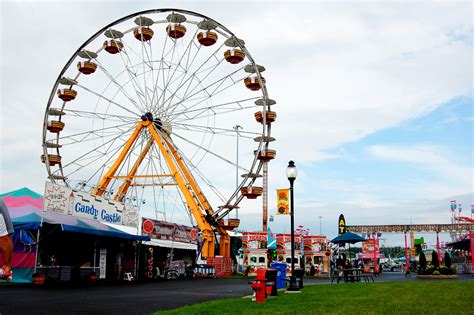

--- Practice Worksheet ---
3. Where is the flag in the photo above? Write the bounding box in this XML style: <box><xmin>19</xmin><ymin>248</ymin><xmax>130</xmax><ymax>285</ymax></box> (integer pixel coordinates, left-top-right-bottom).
<box><xmin>450</xmin><ymin>200</ymin><xmax>457</xmax><ymax>211</ymax></box>
<box><xmin>459</xmin><ymin>204</ymin><xmax>462</xmax><ymax>213</ymax></box>
<box><xmin>276</xmin><ymin>189</ymin><xmax>289</xmax><ymax>215</ymax></box>
<box><xmin>267</xmin><ymin>227</ymin><xmax>276</xmax><ymax>249</ymax></box>
<box><xmin>471</xmin><ymin>205</ymin><xmax>474</xmax><ymax>214</ymax></box>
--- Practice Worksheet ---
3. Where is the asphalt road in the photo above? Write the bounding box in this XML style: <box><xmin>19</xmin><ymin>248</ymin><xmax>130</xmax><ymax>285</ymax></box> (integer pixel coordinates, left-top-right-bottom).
<box><xmin>1</xmin><ymin>272</ymin><xmax>472</xmax><ymax>314</ymax></box>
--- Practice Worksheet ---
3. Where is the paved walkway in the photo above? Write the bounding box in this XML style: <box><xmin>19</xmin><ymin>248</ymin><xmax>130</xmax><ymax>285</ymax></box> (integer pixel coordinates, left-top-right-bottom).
<box><xmin>0</xmin><ymin>273</ymin><xmax>472</xmax><ymax>314</ymax></box>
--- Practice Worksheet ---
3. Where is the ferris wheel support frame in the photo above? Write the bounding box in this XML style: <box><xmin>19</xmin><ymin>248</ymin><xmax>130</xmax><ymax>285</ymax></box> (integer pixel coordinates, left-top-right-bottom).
<box><xmin>88</xmin><ymin>116</ymin><xmax>230</xmax><ymax>257</ymax></box>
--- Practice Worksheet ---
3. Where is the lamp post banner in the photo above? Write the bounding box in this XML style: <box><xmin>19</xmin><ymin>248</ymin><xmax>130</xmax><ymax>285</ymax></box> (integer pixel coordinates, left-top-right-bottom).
<box><xmin>276</xmin><ymin>189</ymin><xmax>289</xmax><ymax>215</ymax></box>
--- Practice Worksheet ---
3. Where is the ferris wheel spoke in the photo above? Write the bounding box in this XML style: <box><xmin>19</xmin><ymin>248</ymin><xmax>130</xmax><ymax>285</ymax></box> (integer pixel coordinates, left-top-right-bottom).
<box><xmin>169</xmin><ymin>97</ymin><xmax>259</xmax><ymax>121</ymax></box>
<box><xmin>111</xmin><ymin>41</ymin><xmax>149</xmax><ymax>110</ymax></box>
<box><xmin>93</xmin><ymin>59</ymin><xmax>145</xmax><ymax>113</ymax></box>
<box><xmin>165</xmin><ymin>67</ymin><xmax>244</xmax><ymax>119</ymax></box>
<box><xmin>159</xmin><ymin>28</ymin><xmax>202</xmax><ymax>117</ymax></box>
<box><xmin>60</xmin><ymin>126</ymin><xmax>135</xmax><ymax>180</ymax></box>
<box><xmin>175</xmin><ymin>104</ymin><xmax>261</xmax><ymax>124</ymax></box>
<box><xmin>174</xmin><ymin>56</ymin><xmax>236</xmax><ymax>106</ymax></box>
<box><xmin>172</xmin><ymin>131</ymin><xmax>250</xmax><ymax>173</ymax></box>
<box><xmin>159</xmin><ymin>41</ymin><xmax>226</xmax><ymax>116</ymax></box>
<box><xmin>172</xmin><ymin>122</ymin><xmax>260</xmax><ymax>139</ymax></box>
<box><xmin>74</xmin><ymin>82</ymin><xmax>141</xmax><ymax>116</ymax></box>
<box><xmin>136</xmin><ymin>36</ymin><xmax>156</xmax><ymax>109</ymax></box>
<box><xmin>163</xmin><ymin>58</ymin><xmax>225</xmax><ymax>118</ymax></box>
<box><xmin>56</xmin><ymin>121</ymin><xmax>133</xmax><ymax>143</ymax></box>
<box><xmin>63</xmin><ymin>109</ymin><xmax>137</xmax><ymax>122</ymax></box>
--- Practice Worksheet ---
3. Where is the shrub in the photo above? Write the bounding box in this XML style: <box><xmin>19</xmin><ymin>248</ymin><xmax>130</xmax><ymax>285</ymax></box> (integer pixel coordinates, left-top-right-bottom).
<box><xmin>432</xmin><ymin>251</ymin><xmax>439</xmax><ymax>268</ymax></box>
<box><xmin>433</xmin><ymin>270</ymin><xmax>441</xmax><ymax>275</ymax></box>
<box><xmin>444</xmin><ymin>252</ymin><xmax>452</xmax><ymax>268</ymax></box>
<box><xmin>419</xmin><ymin>251</ymin><xmax>427</xmax><ymax>274</ymax></box>
<box><xmin>440</xmin><ymin>265</ymin><xmax>450</xmax><ymax>275</ymax></box>
<box><xmin>424</xmin><ymin>265</ymin><xmax>435</xmax><ymax>275</ymax></box>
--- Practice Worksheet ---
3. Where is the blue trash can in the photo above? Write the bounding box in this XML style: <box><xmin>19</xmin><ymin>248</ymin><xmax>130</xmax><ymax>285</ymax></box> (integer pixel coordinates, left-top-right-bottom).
<box><xmin>270</xmin><ymin>262</ymin><xmax>287</xmax><ymax>289</ymax></box>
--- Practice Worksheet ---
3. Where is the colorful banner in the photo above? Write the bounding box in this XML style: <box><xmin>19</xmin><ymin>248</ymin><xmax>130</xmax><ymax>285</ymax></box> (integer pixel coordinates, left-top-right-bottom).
<box><xmin>141</xmin><ymin>218</ymin><xmax>197</xmax><ymax>244</ymax></box>
<box><xmin>43</xmin><ymin>182</ymin><xmax>139</xmax><ymax>227</ymax></box>
<box><xmin>348</xmin><ymin>224</ymin><xmax>473</xmax><ymax>233</ymax></box>
<box><xmin>450</xmin><ymin>200</ymin><xmax>457</xmax><ymax>211</ymax></box>
<box><xmin>276</xmin><ymin>189</ymin><xmax>289</xmax><ymax>215</ymax></box>
<box><xmin>267</xmin><ymin>228</ymin><xmax>276</xmax><ymax>249</ymax></box>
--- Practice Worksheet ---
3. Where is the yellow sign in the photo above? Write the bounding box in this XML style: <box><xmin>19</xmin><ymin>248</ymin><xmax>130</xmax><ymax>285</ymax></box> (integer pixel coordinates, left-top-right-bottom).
<box><xmin>276</xmin><ymin>189</ymin><xmax>289</xmax><ymax>215</ymax></box>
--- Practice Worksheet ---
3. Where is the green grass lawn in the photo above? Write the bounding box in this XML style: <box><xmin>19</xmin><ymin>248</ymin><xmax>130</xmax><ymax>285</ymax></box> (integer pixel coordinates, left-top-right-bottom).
<box><xmin>155</xmin><ymin>281</ymin><xmax>474</xmax><ymax>314</ymax></box>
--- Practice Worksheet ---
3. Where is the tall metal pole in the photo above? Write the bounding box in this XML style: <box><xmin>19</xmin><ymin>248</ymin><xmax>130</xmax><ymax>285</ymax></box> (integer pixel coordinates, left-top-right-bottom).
<box><xmin>286</xmin><ymin>160</ymin><xmax>299</xmax><ymax>291</ymax></box>
<box><xmin>262</xmin><ymin>162</ymin><xmax>268</xmax><ymax>231</ymax></box>
<box><xmin>233</xmin><ymin>125</ymin><xmax>242</xmax><ymax>218</ymax></box>
<box><xmin>289</xmin><ymin>176</ymin><xmax>297</xmax><ymax>290</ymax></box>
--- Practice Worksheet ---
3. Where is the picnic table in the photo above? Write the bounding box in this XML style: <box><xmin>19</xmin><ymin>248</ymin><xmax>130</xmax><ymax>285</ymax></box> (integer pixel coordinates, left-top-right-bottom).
<box><xmin>331</xmin><ymin>268</ymin><xmax>374</xmax><ymax>283</ymax></box>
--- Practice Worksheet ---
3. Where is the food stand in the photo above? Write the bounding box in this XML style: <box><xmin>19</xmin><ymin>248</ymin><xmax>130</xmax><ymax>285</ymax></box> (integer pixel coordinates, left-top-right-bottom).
<box><xmin>242</xmin><ymin>231</ymin><xmax>267</xmax><ymax>276</ymax></box>
<box><xmin>303</xmin><ymin>235</ymin><xmax>329</xmax><ymax>274</ymax></box>
<box><xmin>358</xmin><ymin>238</ymin><xmax>381</xmax><ymax>273</ymax></box>
<box><xmin>276</xmin><ymin>233</ymin><xmax>302</xmax><ymax>274</ymax></box>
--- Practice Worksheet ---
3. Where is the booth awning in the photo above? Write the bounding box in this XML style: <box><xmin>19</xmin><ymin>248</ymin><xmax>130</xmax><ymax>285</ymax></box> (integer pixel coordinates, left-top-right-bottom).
<box><xmin>8</xmin><ymin>202</ymin><xmax>149</xmax><ymax>241</ymax></box>
<box><xmin>60</xmin><ymin>219</ymin><xmax>150</xmax><ymax>241</ymax></box>
<box><xmin>143</xmin><ymin>238</ymin><xmax>197</xmax><ymax>250</ymax></box>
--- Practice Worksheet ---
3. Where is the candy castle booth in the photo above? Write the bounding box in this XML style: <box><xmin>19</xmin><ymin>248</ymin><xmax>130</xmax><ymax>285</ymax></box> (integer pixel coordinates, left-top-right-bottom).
<box><xmin>242</xmin><ymin>231</ymin><xmax>267</xmax><ymax>276</ymax></box>
<box><xmin>303</xmin><ymin>235</ymin><xmax>329</xmax><ymax>275</ymax></box>
<box><xmin>0</xmin><ymin>187</ymin><xmax>148</xmax><ymax>283</ymax></box>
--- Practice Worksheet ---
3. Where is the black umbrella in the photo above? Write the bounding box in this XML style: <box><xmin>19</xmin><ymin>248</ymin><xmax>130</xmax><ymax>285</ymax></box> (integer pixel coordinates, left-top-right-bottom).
<box><xmin>331</xmin><ymin>232</ymin><xmax>367</xmax><ymax>260</ymax></box>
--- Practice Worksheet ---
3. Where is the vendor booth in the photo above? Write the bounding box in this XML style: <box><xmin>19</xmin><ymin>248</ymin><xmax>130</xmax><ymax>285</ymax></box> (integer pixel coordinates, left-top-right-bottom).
<box><xmin>140</xmin><ymin>218</ymin><xmax>197</xmax><ymax>279</ymax></box>
<box><xmin>0</xmin><ymin>187</ymin><xmax>149</xmax><ymax>283</ymax></box>
<box><xmin>358</xmin><ymin>238</ymin><xmax>381</xmax><ymax>273</ymax></box>
<box><xmin>303</xmin><ymin>235</ymin><xmax>329</xmax><ymax>274</ymax></box>
<box><xmin>276</xmin><ymin>233</ymin><xmax>303</xmax><ymax>274</ymax></box>
<box><xmin>242</xmin><ymin>231</ymin><xmax>267</xmax><ymax>276</ymax></box>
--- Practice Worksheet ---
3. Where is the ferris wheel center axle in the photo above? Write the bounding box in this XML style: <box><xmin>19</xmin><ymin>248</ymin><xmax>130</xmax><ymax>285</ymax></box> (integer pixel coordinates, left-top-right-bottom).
<box><xmin>141</xmin><ymin>112</ymin><xmax>163</xmax><ymax>132</ymax></box>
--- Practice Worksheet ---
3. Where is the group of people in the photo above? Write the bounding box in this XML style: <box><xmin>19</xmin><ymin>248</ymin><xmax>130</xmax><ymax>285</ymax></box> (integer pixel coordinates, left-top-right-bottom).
<box><xmin>0</xmin><ymin>199</ymin><xmax>14</xmax><ymax>281</ymax></box>
<box><xmin>331</xmin><ymin>253</ymin><xmax>368</xmax><ymax>276</ymax></box>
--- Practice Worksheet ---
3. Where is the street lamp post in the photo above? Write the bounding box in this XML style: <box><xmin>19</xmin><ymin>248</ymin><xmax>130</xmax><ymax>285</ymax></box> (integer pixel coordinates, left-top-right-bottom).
<box><xmin>286</xmin><ymin>160</ymin><xmax>299</xmax><ymax>291</ymax></box>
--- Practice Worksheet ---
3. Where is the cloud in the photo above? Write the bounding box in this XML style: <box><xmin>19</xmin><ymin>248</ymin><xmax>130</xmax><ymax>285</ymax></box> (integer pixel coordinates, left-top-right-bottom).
<box><xmin>368</xmin><ymin>144</ymin><xmax>472</xmax><ymax>183</ymax></box>
<box><xmin>0</xmin><ymin>2</ymin><xmax>472</xmax><ymax>234</ymax></box>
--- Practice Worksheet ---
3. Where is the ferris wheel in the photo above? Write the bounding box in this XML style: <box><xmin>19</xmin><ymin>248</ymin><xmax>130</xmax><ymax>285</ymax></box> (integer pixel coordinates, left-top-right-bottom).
<box><xmin>41</xmin><ymin>9</ymin><xmax>276</xmax><ymax>256</ymax></box>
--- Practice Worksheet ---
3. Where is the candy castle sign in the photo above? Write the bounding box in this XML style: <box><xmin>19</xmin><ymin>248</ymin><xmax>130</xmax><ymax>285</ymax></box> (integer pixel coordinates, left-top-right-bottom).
<box><xmin>43</xmin><ymin>182</ymin><xmax>139</xmax><ymax>228</ymax></box>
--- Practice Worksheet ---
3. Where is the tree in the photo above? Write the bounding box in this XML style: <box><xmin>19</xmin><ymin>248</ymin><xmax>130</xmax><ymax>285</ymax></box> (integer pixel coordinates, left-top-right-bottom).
<box><xmin>431</xmin><ymin>250</ymin><xmax>439</xmax><ymax>268</ymax></box>
<box><xmin>419</xmin><ymin>251</ymin><xmax>427</xmax><ymax>273</ymax></box>
<box><xmin>444</xmin><ymin>252</ymin><xmax>452</xmax><ymax>268</ymax></box>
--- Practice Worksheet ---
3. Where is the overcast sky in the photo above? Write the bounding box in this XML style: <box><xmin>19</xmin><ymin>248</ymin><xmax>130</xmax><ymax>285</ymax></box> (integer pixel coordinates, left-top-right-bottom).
<box><xmin>1</xmin><ymin>1</ymin><xmax>472</xmax><ymax>247</ymax></box>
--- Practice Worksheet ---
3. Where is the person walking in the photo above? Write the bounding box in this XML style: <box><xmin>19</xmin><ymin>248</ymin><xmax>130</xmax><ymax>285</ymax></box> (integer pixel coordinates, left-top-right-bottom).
<box><xmin>0</xmin><ymin>199</ymin><xmax>14</xmax><ymax>280</ymax></box>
